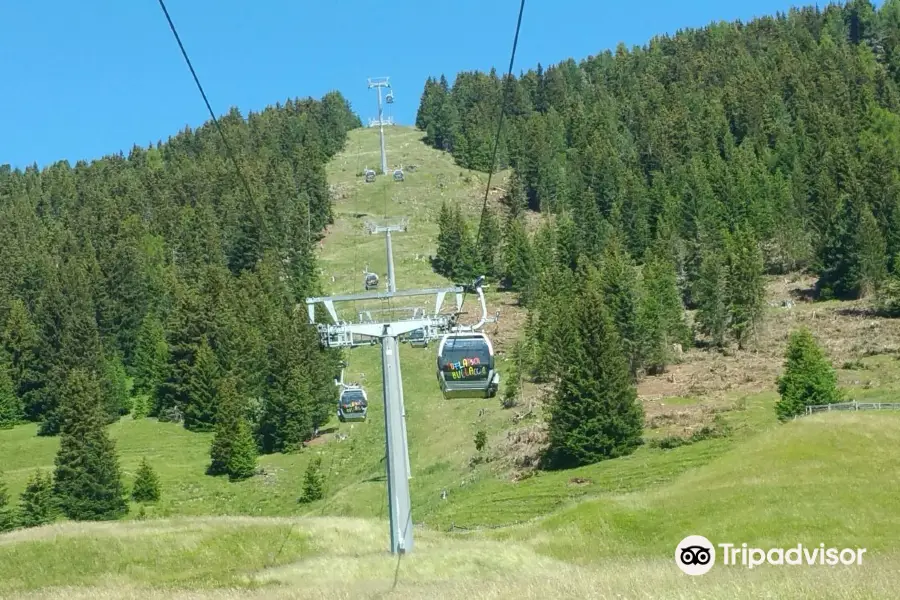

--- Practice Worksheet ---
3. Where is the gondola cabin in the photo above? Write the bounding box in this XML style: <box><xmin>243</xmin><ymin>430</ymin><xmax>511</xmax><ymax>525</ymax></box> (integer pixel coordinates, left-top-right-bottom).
<box><xmin>408</xmin><ymin>327</ymin><xmax>428</xmax><ymax>348</ymax></box>
<box><xmin>393</xmin><ymin>169</ymin><xmax>404</xmax><ymax>182</ymax></box>
<box><xmin>338</xmin><ymin>387</ymin><xmax>368</xmax><ymax>422</ymax></box>
<box><xmin>364</xmin><ymin>169</ymin><xmax>376</xmax><ymax>183</ymax></box>
<box><xmin>436</xmin><ymin>333</ymin><xmax>499</xmax><ymax>399</ymax></box>
<box><xmin>364</xmin><ymin>272</ymin><xmax>379</xmax><ymax>290</ymax></box>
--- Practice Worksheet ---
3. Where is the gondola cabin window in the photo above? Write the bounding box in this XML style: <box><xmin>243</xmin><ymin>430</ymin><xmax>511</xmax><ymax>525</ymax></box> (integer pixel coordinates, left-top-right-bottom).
<box><xmin>340</xmin><ymin>389</ymin><xmax>367</xmax><ymax>413</ymax></box>
<box><xmin>440</xmin><ymin>338</ymin><xmax>491</xmax><ymax>381</ymax></box>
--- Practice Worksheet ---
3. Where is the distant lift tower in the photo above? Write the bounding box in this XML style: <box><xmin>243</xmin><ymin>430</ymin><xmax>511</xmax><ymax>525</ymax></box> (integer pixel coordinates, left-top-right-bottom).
<box><xmin>368</xmin><ymin>77</ymin><xmax>393</xmax><ymax>175</ymax></box>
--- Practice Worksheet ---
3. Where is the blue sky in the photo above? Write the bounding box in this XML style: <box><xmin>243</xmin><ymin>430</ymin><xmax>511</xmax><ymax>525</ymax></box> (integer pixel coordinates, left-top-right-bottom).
<box><xmin>0</xmin><ymin>0</ymin><xmax>859</xmax><ymax>169</ymax></box>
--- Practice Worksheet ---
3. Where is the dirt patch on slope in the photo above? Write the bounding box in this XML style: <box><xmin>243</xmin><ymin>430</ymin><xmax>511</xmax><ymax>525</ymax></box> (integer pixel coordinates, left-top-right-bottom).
<box><xmin>636</xmin><ymin>274</ymin><xmax>900</xmax><ymax>402</ymax></box>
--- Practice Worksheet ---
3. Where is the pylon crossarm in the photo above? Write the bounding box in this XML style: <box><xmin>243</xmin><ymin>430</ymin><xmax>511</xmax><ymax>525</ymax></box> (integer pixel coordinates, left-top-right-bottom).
<box><xmin>306</xmin><ymin>286</ymin><xmax>463</xmax><ymax>306</ymax></box>
<box><xmin>305</xmin><ymin>287</ymin><xmax>464</xmax><ymax>326</ymax></box>
<box><xmin>449</xmin><ymin>283</ymin><xmax>490</xmax><ymax>333</ymax></box>
<box><xmin>318</xmin><ymin>317</ymin><xmax>447</xmax><ymax>342</ymax></box>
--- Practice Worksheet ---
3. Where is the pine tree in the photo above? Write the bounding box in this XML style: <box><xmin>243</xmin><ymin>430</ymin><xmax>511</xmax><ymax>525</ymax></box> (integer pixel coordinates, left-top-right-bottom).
<box><xmin>528</xmin><ymin>264</ymin><xmax>578</xmax><ymax>382</ymax></box>
<box><xmin>28</xmin><ymin>270</ymin><xmax>67</xmax><ymax>433</ymax></box>
<box><xmin>2</xmin><ymin>298</ymin><xmax>40</xmax><ymax>421</ymax></box>
<box><xmin>208</xmin><ymin>376</ymin><xmax>247</xmax><ymax>476</ymax></box>
<box><xmin>501</xmin><ymin>341</ymin><xmax>524</xmax><ymax>409</ymax></box>
<box><xmin>415</xmin><ymin>77</ymin><xmax>441</xmax><ymax>130</ymax></box>
<box><xmin>131</xmin><ymin>394</ymin><xmax>151</xmax><ymax>420</ymax></box>
<box><xmin>774</xmin><ymin>328</ymin><xmax>843</xmax><ymax>421</ymax></box>
<box><xmin>725</xmin><ymin>226</ymin><xmax>766</xmax><ymax>350</ymax></box>
<box><xmin>856</xmin><ymin>202</ymin><xmax>888</xmax><ymax>297</ymax></box>
<box><xmin>815</xmin><ymin>198</ymin><xmax>883</xmax><ymax>300</ymax></box>
<box><xmin>0</xmin><ymin>351</ymin><xmax>21</xmax><ymax>429</ymax></box>
<box><xmin>259</xmin><ymin>364</ymin><xmax>314</xmax><ymax>454</ymax></box>
<box><xmin>258</xmin><ymin>317</ymin><xmax>319</xmax><ymax>454</ymax></box>
<box><xmin>770</xmin><ymin>174</ymin><xmax>810</xmax><ymax>273</ymax></box>
<box><xmin>0</xmin><ymin>472</ymin><xmax>15</xmax><ymax>532</ymax></box>
<box><xmin>226</xmin><ymin>417</ymin><xmax>258</xmax><ymax>481</ymax></box>
<box><xmin>155</xmin><ymin>284</ymin><xmax>211</xmax><ymax>421</ymax></box>
<box><xmin>52</xmin><ymin>369</ymin><xmax>128</xmax><ymax>521</ymax></box>
<box><xmin>639</xmin><ymin>238</ymin><xmax>691</xmax><ymax>373</ymax></box>
<box><xmin>454</xmin><ymin>216</ymin><xmax>478</xmax><ymax>281</ymax></box>
<box><xmin>228</xmin><ymin>200</ymin><xmax>266</xmax><ymax>275</ymax></box>
<box><xmin>639</xmin><ymin>249</ymin><xmax>689</xmax><ymax>375</ymax></box>
<box><xmin>432</xmin><ymin>202</ymin><xmax>478</xmax><ymax>281</ymax></box>
<box><xmin>101</xmin><ymin>352</ymin><xmax>131</xmax><ymax>422</ymax></box>
<box><xmin>18</xmin><ymin>470</ymin><xmax>57</xmax><ymax>528</ymax></box>
<box><xmin>132</xmin><ymin>313</ymin><xmax>169</xmax><ymax>398</ymax></box>
<box><xmin>433</xmin><ymin>201</ymin><xmax>461</xmax><ymax>278</ymax></box>
<box><xmin>299</xmin><ymin>456</ymin><xmax>325</xmax><ymax>503</ymax></box>
<box><xmin>505</xmin><ymin>170</ymin><xmax>528</xmax><ymax>218</ymax></box>
<box><xmin>183</xmin><ymin>337</ymin><xmax>221</xmax><ymax>432</ymax></box>
<box><xmin>97</xmin><ymin>221</ymin><xmax>152</xmax><ymax>365</ymax></box>
<box><xmin>598</xmin><ymin>238</ymin><xmax>643</xmax><ymax>378</ymax></box>
<box><xmin>543</xmin><ymin>270</ymin><xmax>644</xmax><ymax>469</ymax></box>
<box><xmin>131</xmin><ymin>457</ymin><xmax>161</xmax><ymax>503</ymax></box>
<box><xmin>500</xmin><ymin>215</ymin><xmax>535</xmax><ymax>302</ymax></box>
<box><xmin>695</xmin><ymin>248</ymin><xmax>729</xmax><ymax>347</ymax></box>
<box><xmin>554</xmin><ymin>211</ymin><xmax>582</xmax><ymax>272</ymax></box>
<box><xmin>476</xmin><ymin>208</ymin><xmax>502</xmax><ymax>279</ymax></box>
<box><xmin>36</xmin><ymin>258</ymin><xmax>107</xmax><ymax>436</ymax></box>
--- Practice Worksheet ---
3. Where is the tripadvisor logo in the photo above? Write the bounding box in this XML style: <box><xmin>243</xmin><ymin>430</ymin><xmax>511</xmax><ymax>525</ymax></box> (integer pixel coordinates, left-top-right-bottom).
<box><xmin>676</xmin><ymin>535</ymin><xmax>716</xmax><ymax>575</ymax></box>
<box><xmin>675</xmin><ymin>535</ymin><xmax>867</xmax><ymax>575</ymax></box>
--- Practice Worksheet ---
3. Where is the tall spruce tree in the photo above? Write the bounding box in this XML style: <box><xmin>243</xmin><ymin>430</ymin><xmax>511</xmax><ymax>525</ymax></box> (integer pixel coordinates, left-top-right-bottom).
<box><xmin>815</xmin><ymin>198</ymin><xmax>888</xmax><ymax>300</ymax></box>
<box><xmin>183</xmin><ymin>337</ymin><xmax>221</xmax><ymax>432</ymax></box>
<box><xmin>543</xmin><ymin>268</ymin><xmax>644</xmax><ymax>469</ymax></box>
<box><xmin>476</xmin><ymin>208</ymin><xmax>502</xmax><ymax>279</ymax></box>
<box><xmin>639</xmin><ymin>247</ymin><xmax>690</xmax><ymax>374</ymax></box>
<box><xmin>505</xmin><ymin>170</ymin><xmax>528</xmax><ymax>218</ymax></box>
<box><xmin>695</xmin><ymin>247</ymin><xmax>729</xmax><ymax>347</ymax></box>
<box><xmin>598</xmin><ymin>238</ymin><xmax>643</xmax><ymax>378</ymax></box>
<box><xmin>36</xmin><ymin>258</ymin><xmax>107</xmax><ymax>436</ymax></box>
<box><xmin>227</xmin><ymin>417</ymin><xmax>258</xmax><ymax>481</ymax></box>
<box><xmin>258</xmin><ymin>315</ymin><xmax>323</xmax><ymax>453</ymax></box>
<box><xmin>132</xmin><ymin>313</ymin><xmax>169</xmax><ymax>398</ymax></box>
<box><xmin>208</xmin><ymin>376</ymin><xmax>248</xmax><ymax>476</ymax></box>
<box><xmin>774</xmin><ymin>328</ymin><xmax>843</xmax><ymax>420</ymax></box>
<box><xmin>0</xmin><ymin>351</ymin><xmax>21</xmax><ymax>428</ymax></box>
<box><xmin>0</xmin><ymin>473</ymin><xmax>14</xmax><ymax>532</ymax></box>
<box><xmin>856</xmin><ymin>202</ymin><xmax>889</xmax><ymax>297</ymax></box>
<box><xmin>433</xmin><ymin>201</ymin><xmax>461</xmax><ymax>278</ymax></box>
<box><xmin>155</xmin><ymin>284</ymin><xmax>210</xmax><ymax>421</ymax></box>
<box><xmin>725</xmin><ymin>226</ymin><xmax>766</xmax><ymax>349</ymax></box>
<box><xmin>101</xmin><ymin>352</ymin><xmax>131</xmax><ymax>422</ymax></box>
<box><xmin>2</xmin><ymin>298</ymin><xmax>40</xmax><ymax>421</ymax></box>
<box><xmin>500</xmin><ymin>215</ymin><xmax>535</xmax><ymax>302</ymax></box>
<box><xmin>52</xmin><ymin>369</ymin><xmax>128</xmax><ymax>521</ymax></box>
<box><xmin>433</xmin><ymin>202</ymin><xmax>477</xmax><ymax>281</ymax></box>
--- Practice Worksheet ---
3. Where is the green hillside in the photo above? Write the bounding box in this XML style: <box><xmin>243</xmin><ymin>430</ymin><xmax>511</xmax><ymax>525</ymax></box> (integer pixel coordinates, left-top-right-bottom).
<box><xmin>3</xmin><ymin>125</ymin><xmax>900</xmax><ymax>598</ymax></box>
<box><xmin>7</xmin><ymin>3</ymin><xmax>900</xmax><ymax>594</ymax></box>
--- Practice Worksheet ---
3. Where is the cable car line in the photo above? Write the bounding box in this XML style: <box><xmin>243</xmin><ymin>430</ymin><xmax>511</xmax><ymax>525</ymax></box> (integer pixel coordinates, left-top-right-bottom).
<box><xmin>436</xmin><ymin>1</ymin><xmax>525</xmax><ymax>401</ymax></box>
<box><xmin>156</xmin><ymin>0</ymin><xmax>257</xmax><ymax>209</ymax></box>
<box><xmin>154</xmin><ymin>0</ymin><xmax>528</xmax><ymax>559</ymax></box>
<box><xmin>455</xmin><ymin>0</ymin><xmax>526</xmax><ymax>318</ymax></box>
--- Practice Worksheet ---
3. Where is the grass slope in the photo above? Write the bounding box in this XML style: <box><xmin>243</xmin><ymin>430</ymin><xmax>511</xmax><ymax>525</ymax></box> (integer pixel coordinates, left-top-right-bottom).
<box><xmin>2</xmin><ymin>126</ymin><xmax>900</xmax><ymax>597</ymax></box>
